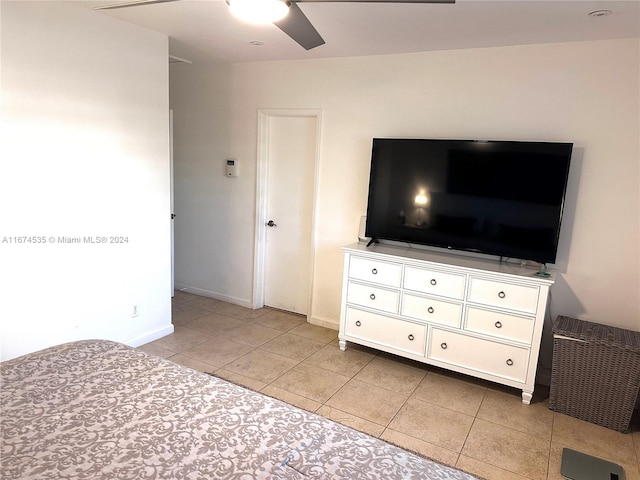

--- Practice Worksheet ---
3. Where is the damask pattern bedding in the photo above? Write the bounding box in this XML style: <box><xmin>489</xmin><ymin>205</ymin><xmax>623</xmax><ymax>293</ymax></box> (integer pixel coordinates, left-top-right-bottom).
<box><xmin>1</xmin><ymin>339</ymin><xmax>477</xmax><ymax>479</ymax></box>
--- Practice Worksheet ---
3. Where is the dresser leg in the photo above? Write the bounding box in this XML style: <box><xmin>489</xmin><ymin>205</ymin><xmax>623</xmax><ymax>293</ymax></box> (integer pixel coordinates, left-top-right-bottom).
<box><xmin>521</xmin><ymin>390</ymin><xmax>533</xmax><ymax>405</ymax></box>
<box><xmin>339</xmin><ymin>339</ymin><xmax>347</xmax><ymax>351</ymax></box>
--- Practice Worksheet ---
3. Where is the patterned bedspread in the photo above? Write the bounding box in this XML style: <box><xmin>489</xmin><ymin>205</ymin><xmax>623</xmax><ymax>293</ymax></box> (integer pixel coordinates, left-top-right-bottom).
<box><xmin>1</xmin><ymin>340</ymin><xmax>477</xmax><ymax>479</ymax></box>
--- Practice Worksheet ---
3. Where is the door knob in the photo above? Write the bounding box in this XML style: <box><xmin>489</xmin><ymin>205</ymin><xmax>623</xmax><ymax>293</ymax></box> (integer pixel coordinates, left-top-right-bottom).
<box><xmin>266</xmin><ymin>220</ymin><xmax>277</xmax><ymax>227</ymax></box>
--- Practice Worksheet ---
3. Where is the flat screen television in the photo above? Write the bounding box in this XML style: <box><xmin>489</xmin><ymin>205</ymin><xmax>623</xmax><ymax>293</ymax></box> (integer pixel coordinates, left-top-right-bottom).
<box><xmin>365</xmin><ymin>138</ymin><xmax>573</xmax><ymax>264</ymax></box>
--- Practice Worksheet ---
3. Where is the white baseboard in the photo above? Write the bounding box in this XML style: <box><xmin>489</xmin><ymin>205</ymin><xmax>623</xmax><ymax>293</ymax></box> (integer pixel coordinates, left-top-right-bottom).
<box><xmin>174</xmin><ymin>283</ymin><xmax>252</xmax><ymax>309</ymax></box>
<box><xmin>126</xmin><ymin>324</ymin><xmax>175</xmax><ymax>348</ymax></box>
<box><xmin>175</xmin><ymin>283</ymin><xmax>338</xmax><ymax>329</ymax></box>
<box><xmin>308</xmin><ymin>315</ymin><xmax>339</xmax><ymax>331</ymax></box>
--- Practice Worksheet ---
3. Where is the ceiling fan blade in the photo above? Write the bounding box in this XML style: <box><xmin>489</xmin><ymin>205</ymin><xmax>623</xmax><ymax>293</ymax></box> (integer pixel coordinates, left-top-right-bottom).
<box><xmin>273</xmin><ymin>2</ymin><xmax>325</xmax><ymax>50</ymax></box>
<box><xmin>94</xmin><ymin>0</ymin><xmax>178</xmax><ymax>10</ymax></box>
<box><xmin>296</xmin><ymin>0</ymin><xmax>454</xmax><ymax>2</ymax></box>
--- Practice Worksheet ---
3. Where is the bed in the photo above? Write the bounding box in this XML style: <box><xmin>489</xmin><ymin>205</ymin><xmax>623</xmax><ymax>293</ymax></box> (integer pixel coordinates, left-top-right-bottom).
<box><xmin>1</xmin><ymin>339</ymin><xmax>478</xmax><ymax>479</ymax></box>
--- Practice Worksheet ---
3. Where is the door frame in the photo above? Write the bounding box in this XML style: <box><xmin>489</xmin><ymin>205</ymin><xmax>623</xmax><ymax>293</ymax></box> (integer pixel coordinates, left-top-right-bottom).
<box><xmin>169</xmin><ymin>109</ymin><xmax>175</xmax><ymax>296</ymax></box>
<box><xmin>253</xmin><ymin>108</ymin><xmax>323</xmax><ymax>315</ymax></box>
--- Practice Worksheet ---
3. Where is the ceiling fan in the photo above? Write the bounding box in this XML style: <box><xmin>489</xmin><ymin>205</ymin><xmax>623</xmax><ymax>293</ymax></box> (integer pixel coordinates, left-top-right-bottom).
<box><xmin>94</xmin><ymin>0</ymin><xmax>455</xmax><ymax>51</ymax></box>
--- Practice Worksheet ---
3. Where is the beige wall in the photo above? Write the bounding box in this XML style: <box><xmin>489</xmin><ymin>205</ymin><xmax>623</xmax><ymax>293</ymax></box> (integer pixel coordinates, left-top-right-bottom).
<box><xmin>1</xmin><ymin>1</ymin><xmax>172</xmax><ymax>360</ymax></box>
<box><xmin>170</xmin><ymin>38</ymin><xmax>639</xmax><ymax>333</ymax></box>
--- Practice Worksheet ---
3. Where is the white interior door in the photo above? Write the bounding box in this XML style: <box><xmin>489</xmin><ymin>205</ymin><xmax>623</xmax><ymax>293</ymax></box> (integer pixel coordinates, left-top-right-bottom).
<box><xmin>259</xmin><ymin>112</ymin><xmax>319</xmax><ymax>315</ymax></box>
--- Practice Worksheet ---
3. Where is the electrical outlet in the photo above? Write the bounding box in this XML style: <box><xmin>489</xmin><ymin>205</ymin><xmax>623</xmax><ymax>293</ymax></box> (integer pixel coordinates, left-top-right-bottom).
<box><xmin>131</xmin><ymin>305</ymin><xmax>139</xmax><ymax>318</ymax></box>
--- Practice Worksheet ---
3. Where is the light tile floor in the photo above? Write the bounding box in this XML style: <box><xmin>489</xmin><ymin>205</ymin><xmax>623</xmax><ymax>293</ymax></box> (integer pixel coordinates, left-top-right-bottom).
<box><xmin>139</xmin><ymin>291</ymin><xmax>640</xmax><ymax>480</ymax></box>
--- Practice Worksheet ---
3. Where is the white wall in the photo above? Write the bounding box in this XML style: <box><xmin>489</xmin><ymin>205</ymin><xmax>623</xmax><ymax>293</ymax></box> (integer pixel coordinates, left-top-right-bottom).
<box><xmin>170</xmin><ymin>38</ymin><xmax>639</xmax><ymax>333</ymax></box>
<box><xmin>0</xmin><ymin>1</ymin><xmax>173</xmax><ymax>360</ymax></box>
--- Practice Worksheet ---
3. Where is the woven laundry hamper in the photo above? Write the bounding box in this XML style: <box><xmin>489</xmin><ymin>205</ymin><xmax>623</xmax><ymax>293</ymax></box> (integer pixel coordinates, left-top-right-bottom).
<box><xmin>549</xmin><ymin>316</ymin><xmax>640</xmax><ymax>432</ymax></box>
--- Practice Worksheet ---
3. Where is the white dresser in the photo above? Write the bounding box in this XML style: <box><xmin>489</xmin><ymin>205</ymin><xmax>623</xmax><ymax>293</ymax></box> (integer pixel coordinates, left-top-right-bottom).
<box><xmin>338</xmin><ymin>242</ymin><xmax>555</xmax><ymax>404</ymax></box>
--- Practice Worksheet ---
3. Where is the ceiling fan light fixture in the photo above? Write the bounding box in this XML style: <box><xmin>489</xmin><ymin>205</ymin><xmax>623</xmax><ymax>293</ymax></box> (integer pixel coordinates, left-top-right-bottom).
<box><xmin>227</xmin><ymin>0</ymin><xmax>291</xmax><ymax>24</ymax></box>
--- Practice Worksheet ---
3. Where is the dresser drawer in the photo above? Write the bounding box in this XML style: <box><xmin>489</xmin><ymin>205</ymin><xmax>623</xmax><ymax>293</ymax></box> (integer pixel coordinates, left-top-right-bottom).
<box><xmin>345</xmin><ymin>307</ymin><xmax>426</xmax><ymax>356</ymax></box>
<box><xmin>349</xmin><ymin>256</ymin><xmax>402</xmax><ymax>287</ymax></box>
<box><xmin>465</xmin><ymin>307</ymin><xmax>534</xmax><ymax>345</ymax></box>
<box><xmin>467</xmin><ymin>277</ymin><xmax>539</xmax><ymax>314</ymax></box>
<box><xmin>428</xmin><ymin>329</ymin><xmax>529</xmax><ymax>382</ymax></box>
<box><xmin>404</xmin><ymin>266</ymin><xmax>466</xmax><ymax>300</ymax></box>
<box><xmin>401</xmin><ymin>293</ymin><xmax>462</xmax><ymax>328</ymax></box>
<box><xmin>346</xmin><ymin>282</ymin><xmax>399</xmax><ymax>314</ymax></box>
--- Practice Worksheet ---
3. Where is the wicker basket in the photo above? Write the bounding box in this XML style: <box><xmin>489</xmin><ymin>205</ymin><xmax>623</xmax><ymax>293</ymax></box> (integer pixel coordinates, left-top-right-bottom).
<box><xmin>549</xmin><ymin>316</ymin><xmax>640</xmax><ymax>432</ymax></box>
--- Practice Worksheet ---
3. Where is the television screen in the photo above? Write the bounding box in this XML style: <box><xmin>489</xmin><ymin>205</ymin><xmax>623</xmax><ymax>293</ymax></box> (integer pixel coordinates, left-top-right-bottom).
<box><xmin>365</xmin><ymin>138</ymin><xmax>573</xmax><ymax>264</ymax></box>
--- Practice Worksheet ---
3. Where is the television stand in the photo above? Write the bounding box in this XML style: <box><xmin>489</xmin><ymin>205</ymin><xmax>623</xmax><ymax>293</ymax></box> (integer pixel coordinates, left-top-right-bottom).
<box><xmin>366</xmin><ymin>238</ymin><xmax>378</xmax><ymax>247</ymax></box>
<box><xmin>338</xmin><ymin>242</ymin><xmax>554</xmax><ymax>404</ymax></box>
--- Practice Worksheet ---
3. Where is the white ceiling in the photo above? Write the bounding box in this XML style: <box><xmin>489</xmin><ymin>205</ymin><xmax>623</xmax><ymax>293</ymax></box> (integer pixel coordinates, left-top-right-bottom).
<box><xmin>75</xmin><ymin>0</ymin><xmax>640</xmax><ymax>64</ymax></box>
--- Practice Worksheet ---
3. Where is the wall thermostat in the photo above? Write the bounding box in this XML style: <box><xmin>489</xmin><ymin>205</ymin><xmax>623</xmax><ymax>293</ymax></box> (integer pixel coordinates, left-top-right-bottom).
<box><xmin>226</xmin><ymin>158</ymin><xmax>238</xmax><ymax>177</ymax></box>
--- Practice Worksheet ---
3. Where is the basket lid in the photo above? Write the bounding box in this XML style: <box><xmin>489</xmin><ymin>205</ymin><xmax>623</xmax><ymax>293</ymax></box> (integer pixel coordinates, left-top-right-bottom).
<box><xmin>553</xmin><ymin>316</ymin><xmax>640</xmax><ymax>350</ymax></box>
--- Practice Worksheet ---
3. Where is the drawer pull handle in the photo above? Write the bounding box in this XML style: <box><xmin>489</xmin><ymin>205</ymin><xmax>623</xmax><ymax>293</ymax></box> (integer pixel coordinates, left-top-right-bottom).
<box><xmin>370</xmin><ymin>293</ymin><xmax>376</xmax><ymax>300</ymax></box>
<box><xmin>495</xmin><ymin>321</ymin><xmax>503</xmax><ymax>329</ymax></box>
<box><xmin>498</xmin><ymin>291</ymin><xmax>506</xmax><ymax>299</ymax></box>
<box><xmin>408</xmin><ymin>334</ymin><xmax>414</xmax><ymax>341</ymax></box>
<box><xmin>440</xmin><ymin>342</ymin><xmax>448</xmax><ymax>350</ymax></box>
<box><xmin>430</xmin><ymin>279</ymin><xmax>437</xmax><ymax>286</ymax></box>
<box><xmin>427</xmin><ymin>307</ymin><xmax>435</xmax><ymax>314</ymax></box>
<box><xmin>372</xmin><ymin>268</ymin><xmax>378</xmax><ymax>275</ymax></box>
<box><xmin>506</xmin><ymin>358</ymin><xmax>514</xmax><ymax>366</ymax></box>
<box><xmin>355</xmin><ymin>320</ymin><xmax>362</xmax><ymax>327</ymax></box>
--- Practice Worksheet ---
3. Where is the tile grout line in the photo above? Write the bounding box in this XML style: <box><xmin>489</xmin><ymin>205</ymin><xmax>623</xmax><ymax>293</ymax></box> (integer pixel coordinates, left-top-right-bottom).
<box><xmin>316</xmin><ymin>352</ymin><xmax>382</xmax><ymax>427</ymax></box>
<box><xmin>547</xmin><ymin>412</ymin><xmax>556</xmax><ymax>480</ymax></box>
<box><xmin>378</xmin><ymin>366</ymin><xmax>430</xmax><ymax>438</ymax></box>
